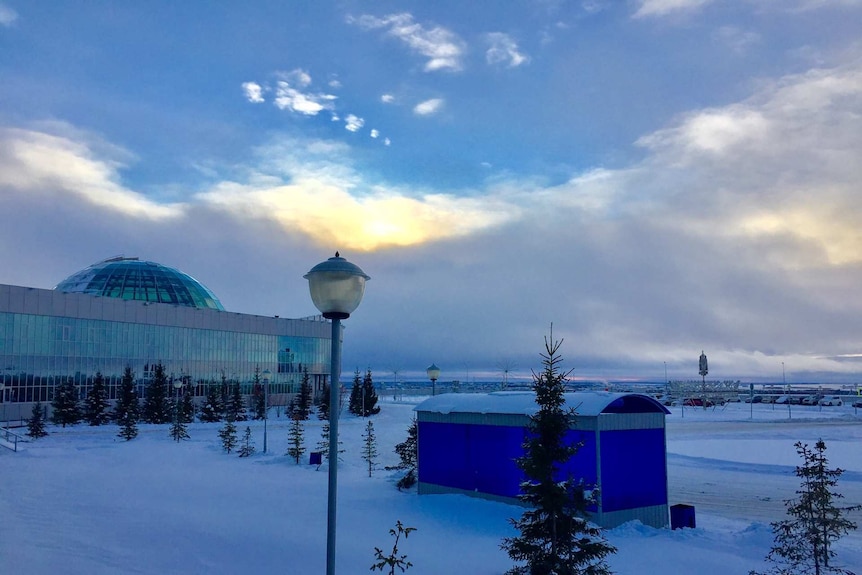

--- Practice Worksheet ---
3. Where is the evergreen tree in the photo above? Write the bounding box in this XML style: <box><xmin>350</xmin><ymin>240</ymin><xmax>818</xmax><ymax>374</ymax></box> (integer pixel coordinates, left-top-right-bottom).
<box><xmin>83</xmin><ymin>371</ymin><xmax>111</xmax><ymax>426</ymax></box>
<box><xmin>51</xmin><ymin>378</ymin><xmax>81</xmax><ymax>427</ymax></box>
<box><xmin>295</xmin><ymin>367</ymin><xmax>313</xmax><ymax>420</ymax></box>
<box><xmin>316</xmin><ymin>422</ymin><xmax>344</xmax><ymax>468</ymax></box>
<box><xmin>219</xmin><ymin>372</ymin><xmax>231</xmax><ymax>418</ymax></box>
<box><xmin>502</xmin><ymin>331</ymin><xmax>616</xmax><ymax>575</ymax></box>
<box><xmin>142</xmin><ymin>363</ymin><xmax>171</xmax><ymax>424</ymax></box>
<box><xmin>26</xmin><ymin>401</ymin><xmax>48</xmax><ymax>438</ymax></box>
<box><xmin>251</xmin><ymin>369</ymin><xmax>266</xmax><ymax>420</ymax></box>
<box><xmin>317</xmin><ymin>382</ymin><xmax>330</xmax><ymax>420</ymax></box>
<box><xmin>238</xmin><ymin>426</ymin><xmax>255</xmax><ymax>457</ymax></box>
<box><xmin>115</xmin><ymin>366</ymin><xmax>139</xmax><ymax>441</ymax></box>
<box><xmin>361</xmin><ymin>368</ymin><xmax>381</xmax><ymax>417</ymax></box>
<box><xmin>169</xmin><ymin>415</ymin><xmax>190</xmax><ymax>442</ymax></box>
<box><xmin>286</xmin><ymin>416</ymin><xmax>306</xmax><ymax>464</ymax></box>
<box><xmin>753</xmin><ymin>439</ymin><xmax>860</xmax><ymax>575</ymax></box>
<box><xmin>226</xmin><ymin>381</ymin><xmax>247</xmax><ymax>422</ymax></box>
<box><xmin>199</xmin><ymin>381</ymin><xmax>223</xmax><ymax>422</ymax></box>
<box><xmin>362</xmin><ymin>420</ymin><xmax>378</xmax><ymax>477</ymax></box>
<box><xmin>179</xmin><ymin>380</ymin><xmax>195</xmax><ymax>423</ymax></box>
<box><xmin>219</xmin><ymin>418</ymin><xmax>238</xmax><ymax>453</ymax></box>
<box><xmin>387</xmin><ymin>418</ymin><xmax>419</xmax><ymax>490</ymax></box>
<box><xmin>349</xmin><ymin>368</ymin><xmax>363</xmax><ymax>415</ymax></box>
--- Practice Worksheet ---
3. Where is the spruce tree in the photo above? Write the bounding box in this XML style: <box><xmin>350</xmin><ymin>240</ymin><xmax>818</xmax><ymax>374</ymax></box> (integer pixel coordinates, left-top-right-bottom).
<box><xmin>295</xmin><ymin>368</ymin><xmax>312</xmax><ymax>420</ymax></box>
<box><xmin>83</xmin><ymin>371</ymin><xmax>111</xmax><ymax>426</ymax></box>
<box><xmin>199</xmin><ymin>381</ymin><xmax>223</xmax><ymax>422</ymax></box>
<box><xmin>753</xmin><ymin>439</ymin><xmax>860</xmax><ymax>575</ymax></box>
<box><xmin>238</xmin><ymin>426</ymin><xmax>255</xmax><ymax>457</ymax></box>
<box><xmin>179</xmin><ymin>380</ymin><xmax>195</xmax><ymax>423</ymax></box>
<box><xmin>361</xmin><ymin>368</ymin><xmax>381</xmax><ymax>417</ymax></box>
<box><xmin>317</xmin><ymin>382</ymin><xmax>330</xmax><ymax>420</ymax></box>
<box><xmin>27</xmin><ymin>401</ymin><xmax>48</xmax><ymax>438</ymax></box>
<box><xmin>51</xmin><ymin>378</ymin><xmax>81</xmax><ymax>427</ymax></box>
<box><xmin>502</xmin><ymin>331</ymin><xmax>615</xmax><ymax>575</ymax></box>
<box><xmin>362</xmin><ymin>420</ymin><xmax>378</xmax><ymax>477</ymax></box>
<box><xmin>316</xmin><ymin>422</ymin><xmax>344</xmax><ymax>468</ymax></box>
<box><xmin>115</xmin><ymin>366</ymin><xmax>139</xmax><ymax>441</ymax></box>
<box><xmin>349</xmin><ymin>368</ymin><xmax>363</xmax><ymax>415</ymax></box>
<box><xmin>219</xmin><ymin>418</ymin><xmax>238</xmax><ymax>453</ymax></box>
<box><xmin>227</xmin><ymin>381</ymin><xmax>247</xmax><ymax>422</ymax></box>
<box><xmin>387</xmin><ymin>417</ymin><xmax>419</xmax><ymax>490</ymax></box>
<box><xmin>143</xmin><ymin>363</ymin><xmax>171</xmax><ymax>424</ymax></box>
<box><xmin>286</xmin><ymin>416</ymin><xmax>306</xmax><ymax>464</ymax></box>
<box><xmin>169</xmin><ymin>407</ymin><xmax>190</xmax><ymax>442</ymax></box>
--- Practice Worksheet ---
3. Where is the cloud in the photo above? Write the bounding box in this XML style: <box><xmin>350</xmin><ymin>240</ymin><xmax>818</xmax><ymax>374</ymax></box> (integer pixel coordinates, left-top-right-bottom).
<box><xmin>241</xmin><ymin>82</ymin><xmax>265</xmax><ymax>103</ymax></box>
<box><xmin>713</xmin><ymin>26</ymin><xmax>761</xmax><ymax>55</ymax></box>
<box><xmin>349</xmin><ymin>13</ymin><xmax>466</xmax><ymax>72</ymax></box>
<box><xmin>485</xmin><ymin>33</ymin><xmax>530</xmax><ymax>68</ymax></box>
<box><xmin>344</xmin><ymin>115</ymin><xmax>365</xmax><ymax>132</ymax></box>
<box><xmin>0</xmin><ymin>126</ymin><xmax>183</xmax><ymax>219</ymax></box>
<box><xmin>381</xmin><ymin>94</ymin><xmax>395</xmax><ymax>104</ymax></box>
<box><xmin>633</xmin><ymin>0</ymin><xmax>713</xmax><ymax>18</ymax></box>
<box><xmin>413</xmin><ymin>98</ymin><xmax>444</xmax><ymax>116</ymax></box>
<box><xmin>370</xmin><ymin>129</ymin><xmax>379</xmax><ymax>138</ymax></box>
<box><xmin>0</xmin><ymin>3</ymin><xmax>17</xmax><ymax>26</ymax></box>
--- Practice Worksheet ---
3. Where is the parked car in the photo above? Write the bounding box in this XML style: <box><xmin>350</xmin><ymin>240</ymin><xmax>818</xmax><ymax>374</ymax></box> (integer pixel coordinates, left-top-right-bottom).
<box><xmin>744</xmin><ymin>395</ymin><xmax>763</xmax><ymax>403</ymax></box>
<box><xmin>683</xmin><ymin>398</ymin><xmax>715</xmax><ymax>407</ymax></box>
<box><xmin>818</xmin><ymin>395</ymin><xmax>843</xmax><ymax>406</ymax></box>
<box><xmin>852</xmin><ymin>400</ymin><xmax>862</xmax><ymax>409</ymax></box>
<box><xmin>801</xmin><ymin>394</ymin><xmax>822</xmax><ymax>406</ymax></box>
<box><xmin>762</xmin><ymin>395</ymin><xmax>778</xmax><ymax>404</ymax></box>
<box><xmin>774</xmin><ymin>395</ymin><xmax>791</xmax><ymax>404</ymax></box>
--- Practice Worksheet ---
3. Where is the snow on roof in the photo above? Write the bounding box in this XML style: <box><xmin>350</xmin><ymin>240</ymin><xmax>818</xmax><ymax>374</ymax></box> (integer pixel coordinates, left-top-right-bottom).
<box><xmin>414</xmin><ymin>391</ymin><xmax>669</xmax><ymax>417</ymax></box>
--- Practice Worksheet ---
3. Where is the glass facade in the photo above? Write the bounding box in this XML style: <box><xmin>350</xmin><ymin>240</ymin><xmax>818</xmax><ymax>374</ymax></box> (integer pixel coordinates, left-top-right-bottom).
<box><xmin>0</xmin><ymin>282</ymin><xmax>332</xmax><ymax>421</ymax></box>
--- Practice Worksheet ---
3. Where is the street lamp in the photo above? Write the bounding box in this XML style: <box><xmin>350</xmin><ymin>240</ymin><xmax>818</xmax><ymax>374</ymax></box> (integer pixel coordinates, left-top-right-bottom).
<box><xmin>305</xmin><ymin>252</ymin><xmax>369</xmax><ymax>575</ymax></box>
<box><xmin>261</xmin><ymin>369</ymin><xmax>271</xmax><ymax>453</ymax></box>
<box><xmin>172</xmin><ymin>378</ymin><xmax>184</xmax><ymax>442</ymax></box>
<box><xmin>0</xmin><ymin>382</ymin><xmax>6</xmax><ymax>427</ymax></box>
<box><xmin>427</xmin><ymin>364</ymin><xmax>441</xmax><ymax>396</ymax></box>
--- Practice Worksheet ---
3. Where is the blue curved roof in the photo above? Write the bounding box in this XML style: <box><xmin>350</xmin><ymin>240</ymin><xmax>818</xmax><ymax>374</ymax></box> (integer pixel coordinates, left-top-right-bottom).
<box><xmin>415</xmin><ymin>391</ymin><xmax>670</xmax><ymax>416</ymax></box>
<box><xmin>54</xmin><ymin>257</ymin><xmax>225</xmax><ymax>311</ymax></box>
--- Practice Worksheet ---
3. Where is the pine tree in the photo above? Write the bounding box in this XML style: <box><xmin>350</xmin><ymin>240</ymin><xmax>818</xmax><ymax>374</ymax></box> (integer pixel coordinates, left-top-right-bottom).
<box><xmin>317</xmin><ymin>383</ymin><xmax>330</xmax><ymax>420</ymax></box>
<box><xmin>349</xmin><ymin>368</ymin><xmax>363</xmax><ymax>415</ymax></box>
<box><xmin>502</xmin><ymin>331</ymin><xmax>616</xmax><ymax>575</ymax></box>
<box><xmin>51</xmin><ymin>378</ymin><xmax>81</xmax><ymax>427</ymax></box>
<box><xmin>226</xmin><ymin>381</ymin><xmax>247</xmax><ymax>422</ymax></box>
<box><xmin>316</xmin><ymin>422</ymin><xmax>344</xmax><ymax>468</ymax></box>
<box><xmin>295</xmin><ymin>367</ymin><xmax>313</xmax><ymax>420</ymax></box>
<box><xmin>26</xmin><ymin>401</ymin><xmax>48</xmax><ymax>438</ymax></box>
<box><xmin>219</xmin><ymin>418</ymin><xmax>238</xmax><ymax>453</ymax></box>
<box><xmin>179</xmin><ymin>380</ymin><xmax>195</xmax><ymax>423</ymax></box>
<box><xmin>361</xmin><ymin>368</ymin><xmax>381</xmax><ymax>417</ymax></box>
<box><xmin>238</xmin><ymin>426</ymin><xmax>255</xmax><ymax>457</ymax></box>
<box><xmin>83</xmin><ymin>371</ymin><xmax>111</xmax><ymax>426</ymax></box>
<box><xmin>199</xmin><ymin>381</ymin><xmax>223</xmax><ymax>422</ymax></box>
<box><xmin>387</xmin><ymin>417</ymin><xmax>419</xmax><ymax>490</ymax></box>
<box><xmin>362</xmin><ymin>420</ymin><xmax>378</xmax><ymax>477</ymax></box>
<box><xmin>115</xmin><ymin>366</ymin><xmax>139</xmax><ymax>441</ymax></box>
<box><xmin>753</xmin><ymin>439</ymin><xmax>860</xmax><ymax>575</ymax></box>
<box><xmin>286</xmin><ymin>416</ymin><xmax>306</xmax><ymax>464</ymax></box>
<box><xmin>143</xmin><ymin>363</ymin><xmax>171</xmax><ymax>424</ymax></box>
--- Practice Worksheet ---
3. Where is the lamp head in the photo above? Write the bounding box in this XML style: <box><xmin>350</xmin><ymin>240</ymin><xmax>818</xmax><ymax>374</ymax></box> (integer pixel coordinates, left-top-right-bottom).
<box><xmin>305</xmin><ymin>252</ymin><xmax>370</xmax><ymax>320</ymax></box>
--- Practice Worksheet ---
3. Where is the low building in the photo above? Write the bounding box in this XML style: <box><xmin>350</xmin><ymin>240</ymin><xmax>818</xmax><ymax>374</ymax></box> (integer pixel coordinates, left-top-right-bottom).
<box><xmin>0</xmin><ymin>257</ymin><xmax>332</xmax><ymax>422</ymax></box>
<box><xmin>415</xmin><ymin>391</ymin><xmax>671</xmax><ymax>528</ymax></box>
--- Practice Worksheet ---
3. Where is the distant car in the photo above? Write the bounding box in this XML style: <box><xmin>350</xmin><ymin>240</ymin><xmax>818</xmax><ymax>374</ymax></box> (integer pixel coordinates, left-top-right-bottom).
<box><xmin>683</xmin><ymin>398</ymin><xmax>715</xmax><ymax>407</ymax></box>
<box><xmin>744</xmin><ymin>395</ymin><xmax>763</xmax><ymax>403</ymax></box>
<box><xmin>801</xmin><ymin>395</ymin><xmax>822</xmax><ymax>406</ymax></box>
<box><xmin>852</xmin><ymin>400</ymin><xmax>862</xmax><ymax>409</ymax></box>
<box><xmin>762</xmin><ymin>395</ymin><xmax>778</xmax><ymax>404</ymax></box>
<box><xmin>818</xmin><ymin>396</ymin><xmax>843</xmax><ymax>406</ymax></box>
<box><xmin>774</xmin><ymin>395</ymin><xmax>791</xmax><ymax>404</ymax></box>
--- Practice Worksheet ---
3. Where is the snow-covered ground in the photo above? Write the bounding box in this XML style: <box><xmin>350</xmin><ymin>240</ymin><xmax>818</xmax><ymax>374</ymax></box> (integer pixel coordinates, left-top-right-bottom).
<box><xmin>1</xmin><ymin>398</ymin><xmax>861</xmax><ymax>574</ymax></box>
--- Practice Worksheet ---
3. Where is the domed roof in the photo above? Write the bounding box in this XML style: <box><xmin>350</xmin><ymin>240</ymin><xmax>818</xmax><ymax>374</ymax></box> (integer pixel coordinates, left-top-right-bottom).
<box><xmin>54</xmin><ymin>257</ymin><xmax>225</xmax><ymax>311</ymax></box>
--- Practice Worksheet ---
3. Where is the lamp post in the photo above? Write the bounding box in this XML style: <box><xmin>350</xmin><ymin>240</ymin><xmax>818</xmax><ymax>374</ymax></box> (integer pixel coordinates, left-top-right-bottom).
<box><xmin>305</xmin><ymin>252</ymin><xmax>369</xmax><ymax>575</ymax></box>
<box><xmin>172</xmin><ymin>378</ymin><xmax>184</xmax><ymax>442</ymax></box>
<box><xmin>261</xmin><ymin>369</ymin><xmax>271</xmax><ymax>454</ymax></box>
<box><xmin>427</xmin><ymin>364</ymin><xmax>440</xmax><ymax>396</ymax></box>
<box><xmin>0</xmin><ymin>382</ymin><xmax>6</xmax><ymax>427</ymax></box>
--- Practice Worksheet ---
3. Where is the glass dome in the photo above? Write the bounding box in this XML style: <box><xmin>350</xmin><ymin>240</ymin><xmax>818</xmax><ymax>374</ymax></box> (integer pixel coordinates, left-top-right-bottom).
<box><xmin>54</xmin><ymin>257</ymin><xmax>225</xmax><ymax>311</ymax></box>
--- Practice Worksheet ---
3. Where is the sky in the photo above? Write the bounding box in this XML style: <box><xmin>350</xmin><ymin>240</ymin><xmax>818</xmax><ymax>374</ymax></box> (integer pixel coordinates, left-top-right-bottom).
<box><xmin>1</xmin><ymin>0</ymin><xmax>862</xmax><ymax>383</ymax></box>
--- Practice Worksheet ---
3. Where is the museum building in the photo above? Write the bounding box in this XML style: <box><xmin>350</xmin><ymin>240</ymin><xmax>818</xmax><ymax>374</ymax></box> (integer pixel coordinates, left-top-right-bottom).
<box><xmin>0</xmin><ymin>257</ymin><xmax>332</xmax><ymax>422</ymax></box>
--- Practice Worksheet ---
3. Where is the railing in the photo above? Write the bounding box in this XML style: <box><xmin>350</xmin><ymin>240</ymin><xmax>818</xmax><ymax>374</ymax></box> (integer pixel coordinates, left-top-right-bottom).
<box><xmin>0</xmin><ymin>426</ymin><xmax>25</xmax><ymax>452</ymax></box>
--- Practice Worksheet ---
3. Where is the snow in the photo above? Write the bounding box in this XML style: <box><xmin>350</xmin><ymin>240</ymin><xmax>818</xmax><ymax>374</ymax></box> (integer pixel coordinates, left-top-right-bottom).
<box><xmin>2</xmin><ymin>399</ymin><xmax>861</xmax><ymax>574</ymax></box>
<box><xmin>414</xmin><ymin>390</ymin><xmax>666</xmax><ymax>416</ymax></box>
